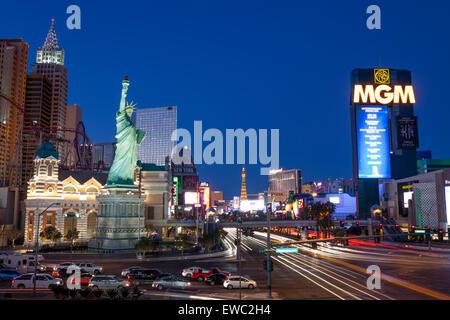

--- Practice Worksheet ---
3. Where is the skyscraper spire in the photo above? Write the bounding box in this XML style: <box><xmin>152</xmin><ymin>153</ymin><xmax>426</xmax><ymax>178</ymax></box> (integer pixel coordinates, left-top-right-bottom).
<box><xmin>36</xmin><ymin>19</ymin><xmax>64</xmax><ymax>65</ymax></box>
<box><xmin>43</xmin><ymin>18</ymin><xmax>59</xmax><ymax>49</ymax></box>
<box><xmin>240</xmin><ymin>167</ymin><xmax>247</xmax><ymax>200</ymax></box>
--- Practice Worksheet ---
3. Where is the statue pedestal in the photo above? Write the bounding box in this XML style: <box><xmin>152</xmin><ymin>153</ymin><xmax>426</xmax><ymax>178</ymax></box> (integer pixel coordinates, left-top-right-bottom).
<box><xmin>88</xmin><ymin>187</ymin><xmax>145</xmax><ymax>252</ymax></box>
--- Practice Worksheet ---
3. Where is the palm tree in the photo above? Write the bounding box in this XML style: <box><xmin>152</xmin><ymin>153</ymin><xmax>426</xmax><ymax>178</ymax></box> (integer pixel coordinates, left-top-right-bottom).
<box><xmin>302</xmin><ymin>202</ymin><xmax>335</xmax><ymax>238</ymax></box>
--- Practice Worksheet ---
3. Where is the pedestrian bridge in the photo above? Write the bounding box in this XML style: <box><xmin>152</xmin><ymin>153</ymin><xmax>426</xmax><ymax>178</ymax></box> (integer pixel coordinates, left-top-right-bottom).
<box><xmin>217</xmin><ymin>220</ymin><xmax>372</xmax><ymax>228</ymax></box>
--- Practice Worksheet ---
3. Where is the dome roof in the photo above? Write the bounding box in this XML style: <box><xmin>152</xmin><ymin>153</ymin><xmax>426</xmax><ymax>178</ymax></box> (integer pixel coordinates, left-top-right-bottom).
<box><xmin>35</xmin><ymin>141</ymin><xmax>59</xmax><ymax>159</ymax></box>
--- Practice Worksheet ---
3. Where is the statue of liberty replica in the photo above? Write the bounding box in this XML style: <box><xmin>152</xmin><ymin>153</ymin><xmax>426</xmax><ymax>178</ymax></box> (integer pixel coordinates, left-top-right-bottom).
<box><xmin>89</xmin><ymin>77</ymin><xmax>147</xmax><ymax>252</ymax></box>
<box><xmin>107</xmin><ymin>76</ymin><xmax>146</xmax><ymax>186</ymax></box>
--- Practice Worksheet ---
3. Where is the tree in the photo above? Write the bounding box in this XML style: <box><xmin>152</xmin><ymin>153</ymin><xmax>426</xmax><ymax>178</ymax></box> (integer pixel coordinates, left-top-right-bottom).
<box><xmin>6</xmin><ymin>229</ymin><xmax>22</xmax><ymax>247</ymax></box>
<box><xmin>301</xmin><ymin>202</ymin><xmax>336</xmax><ymax>238</ymax></box>
<box><xmin>65</xmin><ymin>228</ymin><xmax>79</xmax><ymax>242</ymax></box>
<box><xmin>40</xmin><ymin>226</ymin><xmax>62</xmax><ymax>243</ymax></box>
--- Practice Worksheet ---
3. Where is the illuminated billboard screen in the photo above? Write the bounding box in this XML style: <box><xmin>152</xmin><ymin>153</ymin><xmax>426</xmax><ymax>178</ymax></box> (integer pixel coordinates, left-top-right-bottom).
<box><xmin>240</xmin><ymin>200</ymin><xmax>265</xmax><ymax>212</ymax></box>
<box><xmin>356</xmin><ymin>105</ymin><xmax>391</xmax><ymax>179</ymax></box>
<box><xmin>200</xmin><ymin>186</ymin><xmax>210</xmax><ymax>209</ymax></box>
<box><xmin>445</xmin><ymin>186</ymin><xmax>450</xmax><ymax>227</ymax></box>
<box><xmin>184</xmin><ymin>192</ymin><xmax>200</xmax><ymax>205</ymax></box>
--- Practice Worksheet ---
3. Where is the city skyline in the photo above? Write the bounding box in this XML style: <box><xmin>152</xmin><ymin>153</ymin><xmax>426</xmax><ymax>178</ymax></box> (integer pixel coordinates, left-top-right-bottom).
<box><xmin>1</xmin><ymin>1</ymin><xmax>450</xmax><ymax>199</ymax></box>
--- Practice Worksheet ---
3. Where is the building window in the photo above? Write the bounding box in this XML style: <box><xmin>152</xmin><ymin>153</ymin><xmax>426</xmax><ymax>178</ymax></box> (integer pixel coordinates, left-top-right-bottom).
<box><xmin>48</xmin><ymin>164</ymin><xmax>53</xmax><ymax>176</ymax></box>
<box><xmin>146</xmin><ymin>207</ymin><xmax>155</xmax><ymax>220</ymax></box>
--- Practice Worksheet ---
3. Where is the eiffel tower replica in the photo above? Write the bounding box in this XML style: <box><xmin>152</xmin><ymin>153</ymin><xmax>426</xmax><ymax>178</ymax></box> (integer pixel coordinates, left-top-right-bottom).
<box><xmin>240</xmin><ymin>167</ymin><xmax>247</xmax><ymax>200</ymax></box>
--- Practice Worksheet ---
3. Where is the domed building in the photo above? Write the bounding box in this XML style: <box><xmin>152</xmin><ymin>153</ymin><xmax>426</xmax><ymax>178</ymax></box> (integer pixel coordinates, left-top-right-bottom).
<box><xmin>23</xmin><ymin>142</ymin><xmax>107</xmax><ymax>246</ymax></box>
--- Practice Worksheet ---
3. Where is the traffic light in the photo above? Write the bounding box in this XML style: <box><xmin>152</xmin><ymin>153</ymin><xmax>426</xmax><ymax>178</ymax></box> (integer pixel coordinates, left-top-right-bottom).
<box><xmin>340</xmin><ymin>221</ymin><xmax>345</xmax><ymax>227</ymax></box>
<box><xmin>263</xmin><ymin>259</ymin><xmax>273</xmax><ymax>272</ymax></box>
<box><xmin>395</xmin><ymin>224</ymin><xmax>399</xmax><ymax>228</ymax></box>
<box><xmin>438</xmin><ymin>229</ymin><xmax>444</xmax><ymax>242</ymax></box>
<box><xmin>355</xmin><ymin>221</ymin><xmax>359</xmax><ymax>226</ymax></box>
<box><xmin>411</xmin><ymin>225</ymin><xmax>415</xmax><ymax>231</ymax></box>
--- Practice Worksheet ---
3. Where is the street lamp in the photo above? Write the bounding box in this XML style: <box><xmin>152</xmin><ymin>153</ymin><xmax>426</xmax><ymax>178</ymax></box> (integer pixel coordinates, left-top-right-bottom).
<box><xmin>34</xmin><ymin>202</ymin><xmax>61</xmax><ymax>296</ymax></box>
<box><xmin>137</xmin><ymin>161</ymin><xmax>143</xmax><ymax>241</ymax></box>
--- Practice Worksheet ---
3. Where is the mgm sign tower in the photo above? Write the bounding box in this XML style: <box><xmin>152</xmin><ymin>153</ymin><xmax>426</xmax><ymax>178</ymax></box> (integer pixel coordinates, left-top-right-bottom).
<box><xmin>350</xmin><ymin>68</ymin><xmax>419</xmax><ymax>218</ymax></box>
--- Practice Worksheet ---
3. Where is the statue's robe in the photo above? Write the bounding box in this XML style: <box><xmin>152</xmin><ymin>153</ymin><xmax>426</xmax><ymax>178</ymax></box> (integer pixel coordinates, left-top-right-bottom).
<box><xmin>106</xmin><ymin>108</ymin><xmax>146</xmax><ymax>186</ymax></box>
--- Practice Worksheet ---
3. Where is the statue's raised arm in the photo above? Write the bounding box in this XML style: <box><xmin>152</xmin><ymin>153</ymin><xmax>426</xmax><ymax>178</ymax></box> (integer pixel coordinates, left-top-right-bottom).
<box><xmin>119</xmin><ymin>76</ymin><xmax>130</xmax><ymax>112</ymax></box>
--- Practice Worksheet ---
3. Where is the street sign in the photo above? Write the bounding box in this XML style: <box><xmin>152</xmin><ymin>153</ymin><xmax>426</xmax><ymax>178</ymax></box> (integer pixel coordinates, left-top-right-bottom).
<box><xmin>275</xmin><ymin>247</ymin><xmax>298</xmax><ymax>253</ymax></box>
<box><xmin>414</xmin><ymin>230</ymin><xmax>426</xmax><ymax>234</ymax></box>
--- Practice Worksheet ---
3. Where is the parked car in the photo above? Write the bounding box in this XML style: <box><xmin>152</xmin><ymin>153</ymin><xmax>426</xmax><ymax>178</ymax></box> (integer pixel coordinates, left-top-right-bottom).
<box><xmin>11</xmin><ymin>273</ymin><xmax>63</xmax><ymax>289</ymax></box>
<box><xmin>52</xmin><ymin>267</ymin><xmax>90</xmax><ymax>280</ymax></box>
<box><xmin>69</xmin><ymin>271</ymin><xmax>92</xmax><ymax>286</ymax></box>
<box><xmin>88</xmin><ymin>275</ymin><xmax>130</xmax><ymax>290</ymax></box>
<box><xmin>152</xmin><ymin>276</ymin><xmax>192</xmax><ymax>291</ymax></box>
<box><xmin>74</xmin><ymin>262</ymin><xmax>103</xmax><ymax>275</ymax></box>
<box><xmin>205</xmin><ymin>273</ymin><xmax>228</xmax><ymax>286</ymax></box>
<box><xmin>126</xmin><ymin>269</ymin><xmax>171</xmax><ymax>284</ymax></box>
<box><xmin>53</xmin><ymin>262</ymin><xmax>75</xmax><ymax>271</ymax></box>
<box><xmin>192</xmin><ymin>267</ymin><xmax>230</xmax><ymax>281</ymax></box>
<box><xmin>121</xmin><ymin>266</ymin><xmax>146</xmax><ymax>277</ymax></box>
<box><xmin>0</xmin><ymin>269</ymin><xmax>21</xmax><ymax>281</ymax></box>
<box><xmin>0</xmin><ymin>263</ymin><xmax>7</xmax><ymax>269</ymax></box>
<box><xmin>223</xmin><ymin>276</ymin><xmax>256</xmax><ymax>290</ymax></box>
<box><xmin>182</xmin><ymin>267</ymin><xmax>208</xmax><ymax>278</ymax></box>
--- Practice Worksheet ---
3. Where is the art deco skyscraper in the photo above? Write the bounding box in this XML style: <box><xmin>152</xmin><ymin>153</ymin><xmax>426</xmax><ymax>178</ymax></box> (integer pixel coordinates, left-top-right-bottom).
<box><xmin>0</xmin><ymin>39</ymin><xmax>29</xmax><ymax>187</ymax></box>
<box><xmin>31</xmin><ymin>19</ymin><xmax>68</xmax><ymax>156</ymax></box>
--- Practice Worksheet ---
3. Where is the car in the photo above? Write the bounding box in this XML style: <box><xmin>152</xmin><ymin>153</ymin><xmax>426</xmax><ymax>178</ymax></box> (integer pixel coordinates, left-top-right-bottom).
<box><xmin>69</xmin><ymin>271</ymin><xmax>92</xmax><ymax>286</ymax></box>
<box><xmin>52</xmin><ymin>267</ymin><xmax>91</xmax><ymax>280</ymax></box>
<box><xmin>223</xmin><ymin>276</ymin><xmax>257</xmax><ymax>290</ymax></box>
<box><xmin>191</xmin><ymin>267</ymin><xmax>230</xmax><ymax>281</ymax></box>
<box><xmin>74</xmin><ymin>262</ymin><xmax>103</xmax><ymax>275</ymax></box>
<box><xmin>0</xmin><ymin>263</ymin><xmax>8</xmax><ymax>269</ymax></box>
<box><xmin>88</xmin><ymin>275</ymin><xmax>130</xmax><ymax>290</ymax></box>
<box><xmin>152</xmin><ymin>276</ymin><xmax>192</xmax><ymax>291</ymax></box>
<box><xmin>205</xmin><ymin>273</ymin><xmax>228</xmax><ymax>286</ymax></box>
<box><xmin>121</xmin><ymin>266</ymin><xmax>146</xmax><ymax>277</ymax></box>
<box><xmin>182</xmin><ymin>267</ymin><xmax>208</xmax><ymax>278</ymax></box>
<box><xmin>11</xmin><ymin>273</ymin><xmax>63</xmax><ymax>289</ymax></box>
<box><xmin>0</xmin><ymin>269</ymin><xmax>21</xmax><ymax>281</ymax></box>
<box><xmin>53</xmin><ymin>262</ymin><xmax>75</xmax><ymax>271</ymax></box>
<box><xmin>126</xmin><ymin>269</ymin><xmax>171</xmax><ymax>284</ymax></box>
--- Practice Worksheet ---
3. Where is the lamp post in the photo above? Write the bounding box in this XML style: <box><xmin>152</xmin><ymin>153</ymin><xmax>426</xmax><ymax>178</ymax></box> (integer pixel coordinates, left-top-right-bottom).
<box><xmin>237</xmin><ymin>214</ymin><xmax>242</xmax><ymax>300</ymax></box>
<box><xmin>266</xmin><ymin>207</ymin><xmax>272</xmax><ymax>299</ymax></box>
<box><xmin>34</xmin><ymin>202</ymin><xmax>61</xmax><ymax>296</ymax></box>
<box><xmin>137</xmin><ymin>162</ymin><xmax>142</xmax><ymax>241</ymax></box>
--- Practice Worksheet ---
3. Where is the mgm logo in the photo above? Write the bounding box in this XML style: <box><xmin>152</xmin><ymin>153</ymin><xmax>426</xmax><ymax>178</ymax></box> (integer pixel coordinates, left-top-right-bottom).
<box><xmin>374</xmin><ymin>68</ymin><xmax>390</xmax><ymax>84</ymax></box>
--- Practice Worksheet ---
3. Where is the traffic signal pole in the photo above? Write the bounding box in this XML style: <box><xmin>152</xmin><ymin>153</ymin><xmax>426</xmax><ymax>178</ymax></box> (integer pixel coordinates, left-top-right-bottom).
<box><xmin>266</xmin><ymin>209</ymin><xmax>272</xmax><ymax>299</ymax></box>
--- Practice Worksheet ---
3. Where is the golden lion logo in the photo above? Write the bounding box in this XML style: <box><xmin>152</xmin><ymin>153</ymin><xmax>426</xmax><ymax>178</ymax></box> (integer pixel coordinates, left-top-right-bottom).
<box><xmin>374</xmin><ymin>68</ymin><xmax>390</xmax><ymax>84</ymax></box>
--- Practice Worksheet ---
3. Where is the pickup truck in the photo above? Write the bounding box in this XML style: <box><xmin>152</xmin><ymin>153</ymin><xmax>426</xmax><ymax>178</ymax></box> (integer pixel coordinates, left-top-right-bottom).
<box><xmin>191</xmin><ymin>267</ymin><xmax>230</xmax><ymax>281</ymax></box>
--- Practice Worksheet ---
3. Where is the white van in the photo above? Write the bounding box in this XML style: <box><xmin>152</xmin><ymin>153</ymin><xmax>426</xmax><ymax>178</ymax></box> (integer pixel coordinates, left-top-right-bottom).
<box><xmin>0</xmin><ymin>253</ymin><xmax>44</xmax><ymax>273</ymax></box>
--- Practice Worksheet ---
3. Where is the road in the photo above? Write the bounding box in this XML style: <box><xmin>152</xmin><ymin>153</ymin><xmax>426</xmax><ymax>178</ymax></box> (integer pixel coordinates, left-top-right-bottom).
<box><xmin>1</xmin><ymin>230</ymin><xmax>449</xmax><ymax>300</ymax></box>
<box><xmin>225</xmin><ymin>228</ymin><xmax>450</xmax><ymax>300</ymax></box>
